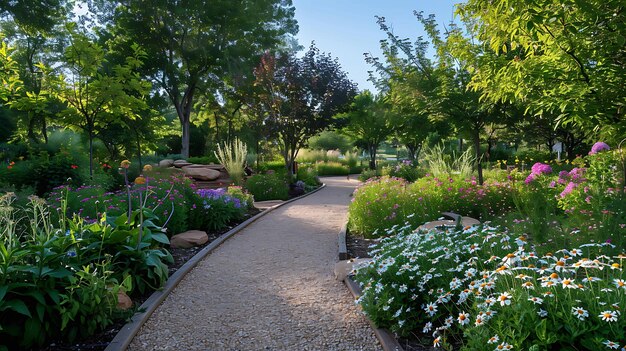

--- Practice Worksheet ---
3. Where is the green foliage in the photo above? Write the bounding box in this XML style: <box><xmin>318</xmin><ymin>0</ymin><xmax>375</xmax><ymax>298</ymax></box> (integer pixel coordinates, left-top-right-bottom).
<box><xmin>296</xmin><ymin>166</ymin><xmax>320</xmax><ymax>187</ymax></box>
<box><xmin>215</xmin><ymin>138</ymin><xmax>247</xmax><ymax>185</ymax></box>
<box><xmin>254</xmin><ymin>47</ymin><xmax>357</xmax><ymax>177</ymax></box>
<box><xmin>314</xmin><ymin>161</ymin><xmax>349</xmax><ymax>176</ymax></box>
<box><xmin>0</xmin><ymin>194</ymin><xmax>126</xmax><ymax>349</ymax></box>
<box><xmin>421</xmin><ymin>143</ymin><xmax>475</xmax><ymax>179</ymax></box>
<box><xmin>245</xmin><ymin>173</ymin><xmax>288</xmax><ymax>201</ymax></box>
<box><xmin>187</xmin><ymin>155</ymin><xmax>219</xmax><ymax>165</ymax></box>
<box><xmin>458</xmin><ymin>0</ymin><xmax>626</xmax><ymax>141</ymax></box>
<box><xmin>188</xmin><ymin>188</ymin><xmax>248</xmax><ymax>232</ymax></box>
<box><xmin>382</xmin><ymin>161</ymin><xmax>425</xmax><ymax>182</ymax></box>
<box><xmin>358</xmin><ymin>168</ymin><xmax>382</xmax><ymax>182</ymax></box>
<box><xmin>47</xmin><ymin>171</ymin><xmax>193</xmax><ymax>236</ymax></box>
<box><xmin>337</xmin><ymin>91</ymin><xmax>392</xmax><ymax>169</ymax></box>
<box><xmin>307</xmin><ymin>130</ymin><xmax>353</xmax><ymax>153</ymax></box>
<box><xmin>348</xmin><ymin>175</ymin><xmax>515</xmax><ymax>238</ymax></box>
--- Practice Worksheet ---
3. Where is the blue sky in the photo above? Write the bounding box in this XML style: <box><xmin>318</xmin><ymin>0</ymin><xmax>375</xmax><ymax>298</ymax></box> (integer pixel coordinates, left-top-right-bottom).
<box><xmin>293</xmin><ymin>0</ymin><xmax>461</xmax><ymax>92</ymax></box>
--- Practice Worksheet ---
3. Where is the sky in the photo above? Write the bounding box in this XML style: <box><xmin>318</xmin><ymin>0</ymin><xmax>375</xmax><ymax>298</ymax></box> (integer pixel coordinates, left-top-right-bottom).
<box><xmin>292</xmin><ymin>0</ymin><xmax>462</xmax><ymax>92</ymax></box>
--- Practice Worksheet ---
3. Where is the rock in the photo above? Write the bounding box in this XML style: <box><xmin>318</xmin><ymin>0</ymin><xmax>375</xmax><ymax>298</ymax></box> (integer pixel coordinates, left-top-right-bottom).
<box><xmin>461</xmin><ymin>216</ymin><xmax>481</xmax><ymax>227</ymax></box>
<box><xmin>170</xmin><ymin>230</ymin><xmax>209</xmax><ymax>249</ymax></box>
<box><xmin>117</xmin><ymin>291</ymin><xmax>133</xmax><ymax>310</ymax></box>
<box><xmin>159</xmin><ymin>159</ymin><xmax>174</xmax><ymax>167</ymax></box>
<box><xmin>182</xmin><ymin>166</ymin><xmax>221</xmax><ymax>181</ymax></box>
<box><xmin>173</xmin><ymin>159</ymin><xmax>192</xmax><ymax>168</ymax></box>
<box><xmin>334</xmin><ymin>258</ymin><xmax>372</xmax><ymax>281</ymax></box>
<box><xmin>418</xmin><ymin>220</ymin><xmax>456</xmax><ymax>231</ymax></box>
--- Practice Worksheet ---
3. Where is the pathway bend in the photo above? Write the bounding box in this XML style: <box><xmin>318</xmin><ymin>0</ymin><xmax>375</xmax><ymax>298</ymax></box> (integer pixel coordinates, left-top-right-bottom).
<box><xmin>129</xmin><ymin>176</ymin><xmax>381</xmax><ymax>351</ymax></box>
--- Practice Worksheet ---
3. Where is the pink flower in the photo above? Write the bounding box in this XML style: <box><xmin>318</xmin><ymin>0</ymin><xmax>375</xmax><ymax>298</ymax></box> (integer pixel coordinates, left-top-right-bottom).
<box><xmin>589</xmin><ymin>142</ymin><xmax>610</xmax><ymax>155</ymax></box>
<box><xmin>560</xmin><ymin>182</ymin><xmax>578</xmax><ymax>198</ymax></box>
<box><xmin>531</xmin><ymin>162</ymin><xmax>552</xmax><ymax>175</ymax></box>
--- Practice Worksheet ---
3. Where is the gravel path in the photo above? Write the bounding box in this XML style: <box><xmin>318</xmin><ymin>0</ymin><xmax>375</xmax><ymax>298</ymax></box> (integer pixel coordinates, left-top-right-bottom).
<box><xmin>129</xmin><ymin>177</ymin><xmax>381</xmax><ymax>351</ymax></box>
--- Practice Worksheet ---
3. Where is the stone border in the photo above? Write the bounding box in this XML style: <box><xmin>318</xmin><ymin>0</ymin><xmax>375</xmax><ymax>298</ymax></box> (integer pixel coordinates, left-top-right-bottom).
<box><xmin>344</xmin><ymin>277</ymin><xmax>404</xmax><ymax>351</ymax></box>
<box><xmin>338</xmin><ymin>222</ymin><xmax>348</xmax><ymax>260</ymax></box>
<box><xmin>105</xmin><ymin>183</ymin><xmax>327</xmax><ymax>351</ymax></box>
<box><xmin>339</xmin><ymin>220</ymin><xmax>404</xmax><ymax>351</ymax></box>
<box><xmin>344</xmin><ymin>276</ymin><xmax>404</xmax><ymax>351</ymax></box>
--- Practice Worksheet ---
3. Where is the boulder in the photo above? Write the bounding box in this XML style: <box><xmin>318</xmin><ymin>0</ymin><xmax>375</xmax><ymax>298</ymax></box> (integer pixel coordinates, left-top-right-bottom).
<box><xmin>334</xmin><ymin>258</ymin><xmax>372</xmax><ymax>281</ymax></box>
<box><xmin>173</xmin><ymin>159</ymin><xmax>193</xmax><ymax>168</ymax></box>
<box><xmin>117</xmin><ymin>291</ymin><xmax>133</xmax><ymax>310</ymax></box>
<box><xmin>182</xmin><ymin>166</ymin><xmax>221</xmax><ymax>181</ymax></box>
<box><xmin>159</xmin><ymin>159</ymin><xmax>174</xmax><ymax>168</ymax></box>
<box><xmin>170</xmin><ymin>230</ymin><xmax>209</xmax><ymax>249</ymax></box>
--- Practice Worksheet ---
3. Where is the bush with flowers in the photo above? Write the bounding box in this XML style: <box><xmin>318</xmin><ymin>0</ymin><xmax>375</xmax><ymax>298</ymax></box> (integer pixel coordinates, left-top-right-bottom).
<box><xmin>47</xmin><ymin>167</ymin><xmax>194</xmax><ymax>235</ymax></box>
<box><xmin>188</xmin><ymin>187</ymin><xmax>250</xmax><ymax>232</ymax></box>
<box><xmin>382</xmin><ymin>160</ymin><xmax>425</xmax><ymax>182</ymax></box>
<box><xmin>348</xmin><ymin>175</ymin><xmax>515</xmax><ymax>238</ymax></box>
<box><xmin>354</xmin><ymin>222</ymin><xmax>626</xmax><ymax>350</ymax></box>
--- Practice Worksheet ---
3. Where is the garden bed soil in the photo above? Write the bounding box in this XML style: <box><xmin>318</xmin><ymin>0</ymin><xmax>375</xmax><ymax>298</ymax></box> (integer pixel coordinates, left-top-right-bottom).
<box><xmin>42</xmin><ymin>208</ymin><xmax>261</xmax><ymax>351</ymax></box>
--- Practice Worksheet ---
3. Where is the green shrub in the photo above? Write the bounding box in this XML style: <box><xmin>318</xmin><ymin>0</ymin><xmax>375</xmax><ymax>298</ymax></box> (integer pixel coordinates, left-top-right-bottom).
<box><xmin>0</xmin><ymin>193</ymin><xmax>169</xmax><ymax>349</ymax></box>
<box><xmin>382</xmin><ymin>161</ymin><xmax>425</xmax><ymax>182</ymax></box>
<box><xmin>245</xmin><ymin>173</ymin><xmax>289</xmax><ymax>201</ymax></box>
<box><xmin>188</xmin><ymin>188</ymin><xmax>248</xmax><ymax>232</ymax></box>
<box><xmin>297</xmin><ymin>166</ymin><xmax>321</xmax><ymax>186</ymax></box>
<box><xmin>258</xmin><ymin>160</ymin><xmax>287</xmax><ymax>174</ymax></box>
<box><xmin>358</xmin><ymin>168</ymin><xmax>382</xmax><ymax>182</ymax></box>
<box><xmin>348</xmin><ymin>175</ymin><xmax>516</xmax><ymax>237</ymax></box>
<box><xmin>187</xmin><ymin>155</ymin><xmax>219</xmax><ymax>164</ymax></box>
<box><xmin>307</xmin><ymin>130</ymin><xmax>352</xmax><ymax>153</ymax></box>
<box><xmin>315</xmin><ymin>161</ymin><xmax>349</xmax><ymax>176</ymax></box>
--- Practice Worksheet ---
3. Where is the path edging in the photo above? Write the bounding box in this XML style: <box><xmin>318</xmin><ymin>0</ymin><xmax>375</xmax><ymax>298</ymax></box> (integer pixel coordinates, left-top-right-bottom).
<box><xmin>105</xmin><ymin>183</ymin><xmax>327</xmax><ymax>351</ymax></box>
<box><xmin>344</xmin><ymin>277</ymin><xmax>404</xmax><ymax>351</ymax></box>
<box><xmin>338</xmin><ymin>222</ymin><xmax>348</xmax><ymax>260</ymax></box>
<box><xmin>339</xmin><ymin>220</ymin><xmax>404</xmax><ymax>351</ymax></box>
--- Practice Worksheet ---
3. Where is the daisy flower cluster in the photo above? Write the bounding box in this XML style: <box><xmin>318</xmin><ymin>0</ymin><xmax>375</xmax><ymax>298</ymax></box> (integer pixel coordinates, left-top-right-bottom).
<box><xmin>354</xmin><ymin>222</ymin><xmax>626</xmax><ymax>350</ymax></box>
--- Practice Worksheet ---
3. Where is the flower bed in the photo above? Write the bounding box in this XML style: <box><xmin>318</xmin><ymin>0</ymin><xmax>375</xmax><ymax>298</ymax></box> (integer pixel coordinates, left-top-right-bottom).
<box><xmin>354</xmin><ymin>223</ymin><xmax>626</xmax><ymax>350</ymax></box>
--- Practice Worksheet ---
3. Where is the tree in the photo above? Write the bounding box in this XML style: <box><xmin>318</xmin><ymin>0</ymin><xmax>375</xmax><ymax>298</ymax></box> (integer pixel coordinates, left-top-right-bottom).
<box><xmin>457</xmin><ymin>0</ymin><xmax>626</xmax><ymax>143</ymax></box>
<box><xmin>110</xmin><ymin>0</ymin><xmax>298</xmax><ymax>158</ymax></box>
<box><xmin>0</xmin><ymin>0</ymin><xmax>69</xmax><ymax>33</ymax></box>
<box><xmin>53</xmin><ymin>24</ymin><xmax>151</xmax><ymax>177</ymax></box>
<box><xmin>254</xmin><ymin>46</ymin><xmax>357</xmax><ymax>176</ymax></box>
<box><xmin>338</xmin><ymin>91</ymin><xmax>392</xmax><ymax>169</ymax></box>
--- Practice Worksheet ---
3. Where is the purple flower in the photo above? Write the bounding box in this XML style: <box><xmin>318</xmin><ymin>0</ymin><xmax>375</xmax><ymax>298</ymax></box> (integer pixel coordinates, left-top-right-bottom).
<box><xmin>569</xmin><ymin>168</ymin><xmax>586</xmax><ymax>182</ymax></box>
<box><xmin>531</xmin><ymin>162</ymin><xmax>552</xmax><ymax>175</ymax></box>
<box><xmin>560</xmin><ymin>182</ymin><xmax>578</xmax><ymax>198</ymax></box>
<box><xmin>525</xmin><ymin>173</ymin><xmax>536</xmax><ymax>184</ymax></box>
<box><xmin>589</xmin><ymin>142</ymin><xmax>610</xmax><ymax>155</ymax></box>
<box><xmin>558</xmin><ymin>170</ymin><xmax>569</xmax><ymax>179</ymax></box>
<box><xmin>549</xmin><ymin>181</ymin><xmax>556</xmax><ymax>188</ymax></box>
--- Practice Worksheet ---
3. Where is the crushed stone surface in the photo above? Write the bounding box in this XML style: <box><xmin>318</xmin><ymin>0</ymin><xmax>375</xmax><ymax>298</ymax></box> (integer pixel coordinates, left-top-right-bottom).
<box><xmin>129</xmin><ymin>177</ymin><xmax>382</xmax><ymax>351</ymax></box>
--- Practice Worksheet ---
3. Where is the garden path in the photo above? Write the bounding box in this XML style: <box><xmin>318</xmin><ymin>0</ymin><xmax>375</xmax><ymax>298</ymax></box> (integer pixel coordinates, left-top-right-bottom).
<box><xmin>129</xmin><ymin>177</ymin><xmax>381</xmax><ymax>351</ymax></box>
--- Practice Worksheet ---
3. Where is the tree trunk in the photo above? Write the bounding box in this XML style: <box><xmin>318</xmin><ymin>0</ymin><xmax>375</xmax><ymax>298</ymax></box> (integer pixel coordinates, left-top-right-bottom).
<box><xmin>459</xmin><ymin>138</ymin><xmax>464</xmax><ymax>152</ymax></box>
<box><xmin>369</xmin><ymin>144</ymin><xmax>377</xmax><ymax>170</ymax></box>
<box><xmin>407</xmin><ymin>144</ymin><xmax>416</xmax><ymax>161</ymax></box>
<box><xmin>88</xmin><ymin>131</ymin><xmax>94</xmax><ymax>179</ymax></box>
<box><xmin>181</xmin><ymin>119</ymin><xmax>190</xmax><ymax>158</ymax></box>
<box><xmin>474</xmin><ymin>131</ymin><xmax>483</xmax><ymax>185</ymax></box>
<box><xmin>177</xmin><ymin>86</ymin><xmax>196</xmax><ymax>159</ymax></box>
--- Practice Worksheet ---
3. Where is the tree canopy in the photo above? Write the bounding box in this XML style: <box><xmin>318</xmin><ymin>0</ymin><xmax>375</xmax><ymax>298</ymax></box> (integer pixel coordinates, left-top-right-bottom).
<box><xmin>254</xmin><ymin>45</ymin><xmax>357</xmax><ymax>176</ymax></box>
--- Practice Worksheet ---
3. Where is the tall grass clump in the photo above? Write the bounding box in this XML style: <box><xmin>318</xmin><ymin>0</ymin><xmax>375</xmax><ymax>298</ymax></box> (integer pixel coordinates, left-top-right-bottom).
<box><xmin>215</xmin><ymin>138</ymin><xmax>247</xmax><ymax>185</ymax></box>
<box><xmin>422</xmin><ymin>143</ymin><xmax>475</xmax><ymax>179</ymax></box>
